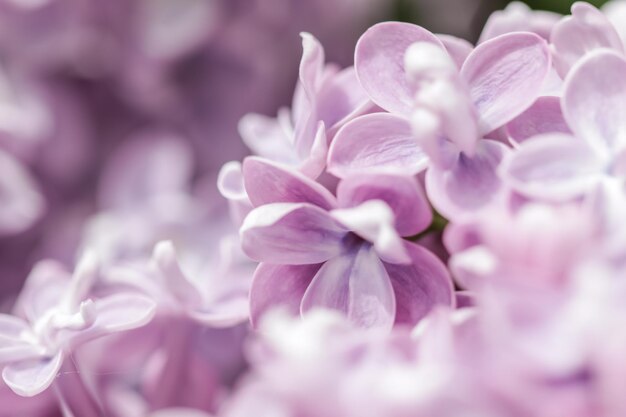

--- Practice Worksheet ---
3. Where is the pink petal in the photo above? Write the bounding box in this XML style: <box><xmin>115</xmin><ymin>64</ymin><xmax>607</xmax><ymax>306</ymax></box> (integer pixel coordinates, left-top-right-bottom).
<box><xmin>0</xmin><ymin>315</ymin><xmax>30</xmax><ymax>343</ymax></box>
<box><xmin>2</xmin><ymin>352</ymin><xmax>63</xmax><ymax>397</ymax></box>
<box><xmin>337</xmin><ymin>173</ymin><xmax>432</xmax><ymax>236</ymax></box>
<box><xmin>500</xmin><ymin>133</ymin><xmax>605</xmax><ymax>201</ymax></box>
<box><xmin>425</xmin><ymin>140</ymin><xmax>509</xmax><ymax>220</ymax></box>
<box><xmin>316</xmin><ymin>66</ymin><xmax>372</xmax><ymax>132</ymax></box>
<box><xmin>299</xmin><ymin>32</ymin><xmax>326</xmax><ymax>103</ymax></box>
<box><xmin>0</xmin><ymin>315</ymin><xmax>42</xmax><ymax>364</ymax></box>
<box><xmin>327</xmin><ymin>113</ymin><xmax>428</xmax><ymax>178</ymax></box>
<box><xmin>0</xmin><ymin>344</ymin><xmax>44</xmax><ymax>365</ymax></box>
<box><xmin>562</xmin><ymin>49</ymin><xmax>626</xmax><ymax>153</ymax></box>
<box><xmin>240</xmin><ymin>203</ymin><xmax>347</xmax><ymax>265</ymax></box>
<box><xmin>249</xmin><ymin>263</ymin><xmax>321</xmax><ymax>327</ymax></box>
<box><xmin>294</xmin><ymin>120</ymin><xmax>328</xmax><ymax>179</ymax></box>
<box><xmin>153</xmin><ymin>241</ymin><xmax>202</xmax><ymax>306</ymax></box>
<box><xmin>461</xmin><ymin>32</ymin><xmax>551</xmax><ymax>135</ymax></box>
<box><xmin>505</xmin><ymin>96</ymin><xmax>571</xmax><ymax>145</ymax></box>
<box><xmin>384</xmin><ymin>241</ymin><xmax>455</xmax><ymax>326</ymax></box>
<box><xmin>237</xmin><ymin>113</ymin><xmax>298</xmax><ymax>165</ymax></box>
<box><xmin>217</xmin><ymin>161</ymin><xmax>252</xmax><ymax>227</ymax></box>
<box><xmin>301</xmin><ymin>244</ymin><xmax>396</xmax><ymax>330</ymax></box>
<box><xmin>242</xmin><ymin>157</ymin><xmax>336</xmax><ymax>209</ymax></box>
<box><xmin>355</xmin><ymin>22</ymin><xmax>442</xmax><ymax>116</ymax></box>
<box><xmin>188</xmin><ymin>297</ymin><xmax>249</xmax><ymax>328</ymax></box>
<box><xmin>92</xmin><ymin>293</ymin><xmax>157</xmax><ymax>333</ymax></box>
<box><xmin>437</xmin><ymin>34</ymin><xmax>473</xmax><ymax>69</ymax></box>
<box><xmin>551</xmin><ymin>2</ymin><xmax>624</xmax><ymax>77</ymax></box>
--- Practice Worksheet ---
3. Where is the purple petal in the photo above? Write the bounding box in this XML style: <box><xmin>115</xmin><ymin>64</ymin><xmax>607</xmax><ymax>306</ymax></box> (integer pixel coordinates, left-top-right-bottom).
<box><xmin>500</xmin><ymin>133</ymin><xmax>605</xmax><ymax>201</ymax></box>
<box><xmin>461</xmin><ymin>32</ymin><xmax>551</xmax><ymax>135</ymax></box>
<box><xmin>506</xmin><ymin>96</ymin><xmax>571</xmax><ymax>145</ymax></box>
<box><xmin>437</xmin><ymin>34</ymin><xmax>473</xmax><ymax>69</ymax></box>
<box><xmin>426</xmin><ymin>140</ymin><xmax>509</xmax><ymax>220</ymax></box>
<box><xmin>551</xmin><ymin>2</ymin><xmax>624</xmax><ymax>77</ymax></box>
<box><xmin>242</xmin><ymin>157</ymin><xmax>336</xmax><ymax>209</ymax></box>
<box><xmin>92</xmin><ymin>293</ymin><xmax>156</xmax><ymax>333</ymax></box>
<box><xmin>294</xmin><ymin>120</ymin><xmax>328</xmax><ymax>179</ymax></box>
<box><xmin>327</xmin><ymin>113</ymin><xmax>428</xmax><ymax>178</ymax></box>
<box><xmin>249</xmin><ymin>263</ymin><xmax>320</xmax><ymax>327</ymax></box>
<box><xmin>301</xmin><ymin>244</ymin><xmax>396</xmax><ymax>330</ymax></box>
<box><xmin>0</xmin><ymin>344</ymin><xmax>45</xmax><ymax>366</ymax></box>
<box><xmin>0</xmin><ymin>315</ymin><xmax>30</xmax><ymax>343</ymax></box>
<box><xmin>337</xmin><ymin>173</ymin><xmax>432</xmax><ymax>236</ymax></box>
<box><xmin>317</xmin><ymin>67</ymin><xmax>371</xmax><ymax>132</ymax></box>
<box><xmin>2</xmin><ymin>352</ymin><xmax>63</xmax><ymax>397</ymax></box>
<box><xmin>355</xmin><ymin>22</ymin><xmax>442</xmax><ymax>116</ymax></box>
<box><xmin>0</xmin><ymin>315</ymin><xmax>43</xmax><ymax>363</ymax></box>
<box><xmin>188</xmin><ymin>297</ymin><xmax>249</xmax><ymax>328</ymax></box>
<box><xmin>384</xmin><ymin>241</ymin><xmax>454</xmax><ymax>326</ymax></box>
<box><xmin>562</xmin><ymin>49</ymin><xmax>626</xmax><ymax>152</ymax></box>
<box><xmin>240</xmin><ymin>203</ymin><xmax>347</xmax><ymax>265</ymax></box>
<box><xmin>153</xmin><ymin>241</ymin><xmax>202</xmax><ymax>306</ymax></box>
<box><xmin>299</xmin><ymin>32</ymin><xmax>326</xmax><ymax>103</ymax></box>
<box><xmin>217</xmin><ymin>161</ymin><xmax>252</xmax><ymax>227</ymax></box>
<box><xmin>237</xmin><ymin>113</ymin><xmax>298</xmax><ymax>165</ymax></box>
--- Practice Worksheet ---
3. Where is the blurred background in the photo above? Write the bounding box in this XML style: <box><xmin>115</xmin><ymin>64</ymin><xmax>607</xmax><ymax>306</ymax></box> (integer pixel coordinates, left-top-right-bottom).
<box><xmin>0</xmin><ymin>0</ymin><xmax>612</xmax><ymax>305</ymax></box>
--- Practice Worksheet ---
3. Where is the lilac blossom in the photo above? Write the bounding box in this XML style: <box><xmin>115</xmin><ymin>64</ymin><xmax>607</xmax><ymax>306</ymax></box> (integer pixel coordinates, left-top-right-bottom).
<box><xmin>327</xmin><ymin>22</ymin><xmax>551</xmax><ymax>219</ymax></box>
<box><xmin>0</xmin><ymin>251</ymin><xmax>155</xmax><ymax>397</ymax></box>
<box><xmin>239</xmin><ymin>157</ymin><xmax>453</xmax><ymax>330</ymax></box>
<box><xmin>501</xmin><ymin>49</ymin><xmax>626</xmax><ymax>201</ymax></box>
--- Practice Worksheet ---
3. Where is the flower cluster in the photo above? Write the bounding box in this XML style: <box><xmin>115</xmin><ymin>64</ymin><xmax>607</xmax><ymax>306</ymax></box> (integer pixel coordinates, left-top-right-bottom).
<box><xmin>3</xmin><ymin>0</ymin><xmax>626</xmax><ymax>416</ymax></box>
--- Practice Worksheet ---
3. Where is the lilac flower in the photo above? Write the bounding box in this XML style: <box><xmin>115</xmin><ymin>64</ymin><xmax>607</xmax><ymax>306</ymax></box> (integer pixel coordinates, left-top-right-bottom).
<box><xmin>327</xmin><ymin>22</ymin><xmax>551</xmax><ymax>219</ymax></box>
<box><xmin>239</xmin><ymin>157</ymin><xmax>453</xmax><ymax>330</ymax></box>
<box><xmin>103</xmin><ymin>240</ymin><xmax>251</xmax><ymax>328</ymax></box>
<box><xmin>0</xmin><ymin>251</ymin><xmax>155</xmax><ymax>396</ymax></box>
<box><xmin>501</xmin><ymin>50</ymin><xmax>626</xmax><ymax>201</ymax></box>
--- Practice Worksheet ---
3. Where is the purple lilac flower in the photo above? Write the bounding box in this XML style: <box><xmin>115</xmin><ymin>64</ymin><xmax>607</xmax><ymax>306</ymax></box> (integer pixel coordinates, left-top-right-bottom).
<box><xmin>239</xmin><ymin>157</ymin><xmax>453</xmax><ymax>330</ymax></box>
<box><xmin>501</xmin><ymin>49</ymin><xmax>626</xmax><ymax>201</ymax></box>
<box><xmin>0</xmin><ymin>251</ymin><xmax>155</xmax><ymax>396</ymax></box>
<box><xmin>326</xmin><ymin>22</ymin><xmax>551</xmax><ymax>219</ymax></box>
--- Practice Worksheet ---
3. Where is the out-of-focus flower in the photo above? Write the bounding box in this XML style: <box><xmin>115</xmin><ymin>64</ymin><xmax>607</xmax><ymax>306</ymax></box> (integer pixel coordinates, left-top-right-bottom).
<box><xmin>0</xmin><ymin>251</ymin><xmax>155</xmax><ymax>396</ymax></box>
<box><xmin>501</xmin><ymin>50</ymin><xmax>626</xmax><ymax>201</ymax></box>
